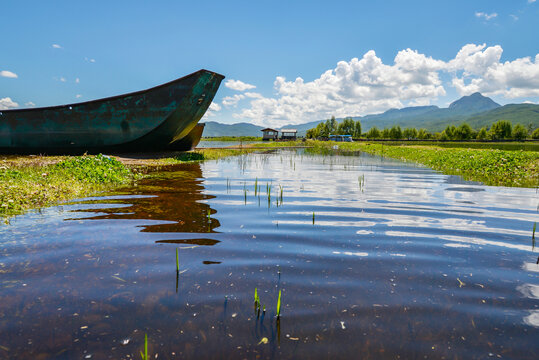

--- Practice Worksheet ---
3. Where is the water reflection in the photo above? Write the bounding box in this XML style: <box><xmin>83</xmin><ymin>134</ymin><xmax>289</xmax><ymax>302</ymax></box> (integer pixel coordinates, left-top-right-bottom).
<box><xmin>69</xmin><ymin>163</ymin><xmax>221</xmax><ymax>233</ymax></box>
<box><xmin>1</xmin><ymin>150</ymin><xmax>538</xmax><ymax>359</ymax></box>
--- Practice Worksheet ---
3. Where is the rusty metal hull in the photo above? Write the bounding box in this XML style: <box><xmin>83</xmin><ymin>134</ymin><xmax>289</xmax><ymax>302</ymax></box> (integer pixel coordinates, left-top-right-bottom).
<box><xmin>167</xmin><ymin>123</ymin><xmax>205</xmax><ymax>151</ymax></box>
<box><xmin>0</xmin><ymin>69</ymin><xmax>224</xmax><ymax>154</ymax></box>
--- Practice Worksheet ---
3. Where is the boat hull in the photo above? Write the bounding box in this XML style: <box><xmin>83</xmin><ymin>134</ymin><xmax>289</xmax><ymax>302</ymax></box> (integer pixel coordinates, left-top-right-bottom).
<box><xmin>167</xmin><ymin>123</ymin><xmax>205</xmax><ymax>151</ymax></box>
<box><xmin>0</xmin><ymin>69</ymin><xmax>224</xmax><ymax>154</ymax></box>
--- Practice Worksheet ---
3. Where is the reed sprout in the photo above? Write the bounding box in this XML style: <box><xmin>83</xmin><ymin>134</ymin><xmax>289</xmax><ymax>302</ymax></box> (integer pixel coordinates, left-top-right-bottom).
<box><xmin>176</xmin><ymin>248</ymin><xmax>179</xmax><ymax>273</ymax></box>
<box><xmin>276</xmin><ymin>289</ymin><xmax>282</xmax><ymax>318</ymax></box>
<box><xmin>533</xmin><ymin>222</ymin><xmax>537</xmax><ymax>249</ymax></box>
<box><xmin>312</xmin><ymin>211</ymin><xmax>315</xmax><ymax>225</ymax></box>
<box><xmin>140</xmin><ymin>333</ymin><xmax>149</xmax><ymax>360</ymax></box>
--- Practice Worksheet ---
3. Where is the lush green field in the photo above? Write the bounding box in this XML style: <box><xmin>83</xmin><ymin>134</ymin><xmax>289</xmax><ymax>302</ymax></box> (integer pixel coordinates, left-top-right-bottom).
<box><xmin>252</xmin><ymin>140</ymin><xmax>539</xmax><ymax>188</ymax></box>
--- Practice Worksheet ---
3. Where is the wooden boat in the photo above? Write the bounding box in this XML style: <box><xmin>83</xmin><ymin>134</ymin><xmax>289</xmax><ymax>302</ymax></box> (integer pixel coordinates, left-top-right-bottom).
<box><xmin>0</xmin><ymin>69</ymin><xmax>224</xmax><ymax>154</ymax></box>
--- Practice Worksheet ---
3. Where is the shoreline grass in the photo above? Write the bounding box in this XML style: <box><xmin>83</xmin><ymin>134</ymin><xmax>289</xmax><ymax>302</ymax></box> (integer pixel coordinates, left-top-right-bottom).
<box><xmin>0</xmin><ymin>148</ymin><xmax>267</xmax><ymax>219</ymax></box>
<box><xmin>252</xmin><ymin>140</ymin><xmax>539</xmax><ymax>188</ymax></box>
<box><xmin>0</xmin><ymin>154</ymin><xmax>139</xmax><ymax>219</ymax></box>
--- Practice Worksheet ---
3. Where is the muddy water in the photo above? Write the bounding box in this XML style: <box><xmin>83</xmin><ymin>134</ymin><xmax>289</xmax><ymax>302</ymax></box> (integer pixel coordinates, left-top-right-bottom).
<box><xmin>0</xmin><ymin>150</ymin><xmax>538</xmax><ymax>359</ymax></box>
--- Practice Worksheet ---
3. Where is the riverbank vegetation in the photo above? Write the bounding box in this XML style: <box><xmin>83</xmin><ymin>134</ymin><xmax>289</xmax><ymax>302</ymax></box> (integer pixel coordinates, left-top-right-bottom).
<box><xmin>0</xmin><ymin>154</ymin><xmax>136</xmax><ymax>218</ymax></box>
<box><xmin>252</xmin><ymin>140</ymin><xmax>539</xmax><ymax>187</ymax></box>
<box><xmin>0</xmin><ymin>148</ymin><xmax>265</xmax><ymax>219</ymax></box>
<box><xmin>306</xmin><ymin>117</ymin><xmax>539</xmax><ymax>142</ymax></box>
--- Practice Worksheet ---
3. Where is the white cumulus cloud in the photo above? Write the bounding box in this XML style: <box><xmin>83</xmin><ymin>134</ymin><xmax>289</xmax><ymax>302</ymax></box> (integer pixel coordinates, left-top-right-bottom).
<box><xmin>448</xmin><ymin>44</ymin><xmax>539</xmax><ymax>98</ymax></box>
<box><xmin>52</xmin><ymin>44</ymin><xmax>62</xmax><ymax>49</ymax></box>
<box><xmin>232</xmin><ymin>44</ymin><xmax>539</xmax><ymax>128</ymax></box>
<box><xmin>24</xmin><ymin>101</ymin><xmax>35</xmax><ymax>107</ymax></box>
<box><xmin>225</xmin><ymin>79</ymin><xmax>256</xmax><ymax>91</ymax></box>
<box><xmin>475</xmin><ymin>12</ymin><xmax>498</xmax><ymax>20</ymax></box>
<box><xmin>236</xmin><ymin>48</ymin><xmax>446</xmax><ymax>127</ymax></box>
<box><xmin>222</xmin><ymin>94</ymin><xmax>246</xmax><ymax>107</ymax></box>
<box><xmin>0</xmin><ymin>97</ymin><xmax>19</xmax><ymax>110</ymax></box>
<box><xmin>201</xmin><ymin>102</ymin><xmax>222</xmax><ymax>120</ymax></box>
<box><xmin>0</xmin><ymin>70</ymin><xmax>18</xmax><ymax>78</ymax></box>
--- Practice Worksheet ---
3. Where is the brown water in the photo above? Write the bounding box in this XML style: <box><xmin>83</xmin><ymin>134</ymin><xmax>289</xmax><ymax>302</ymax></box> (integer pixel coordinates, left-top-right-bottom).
<box><xmin>0</xmin><ymin>150</ymin><xmax>538</xmax><ymax>359</ymax></box>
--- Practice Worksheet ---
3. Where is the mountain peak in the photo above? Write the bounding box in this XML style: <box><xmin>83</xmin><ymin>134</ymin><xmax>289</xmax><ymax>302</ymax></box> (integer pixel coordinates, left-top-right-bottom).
<box><xmin>449</xmin><ymin>92</ymin><xmax>500</xmax><ymax>114</ymax></box>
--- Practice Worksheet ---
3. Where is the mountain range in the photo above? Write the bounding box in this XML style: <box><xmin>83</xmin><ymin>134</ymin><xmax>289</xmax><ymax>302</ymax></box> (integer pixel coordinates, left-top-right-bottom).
<box><xmin>202</xmin><ymin>93</ymin><xmax>539</xmax><ymax>137</ymax></box>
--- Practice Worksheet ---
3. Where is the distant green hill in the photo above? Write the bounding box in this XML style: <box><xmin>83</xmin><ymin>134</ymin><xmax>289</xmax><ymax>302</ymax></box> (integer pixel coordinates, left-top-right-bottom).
<box><xmin>202</xmin><ymin>120</ymin><xmax>326</xmax><ymax>137</ymax></box>
<box><xmin>466</xmin><ymin>104</ymin><xmax>539</xmax><ymax>129</ymax></box>
<box><xmin>354</xmin><ymin>92</ymin><xmax>503</xmax><ymax>132</ymax></box>
<box><xmin>201</xmin><ymin>121</ymin><xmax>264</xmax><ymax>137</ymax></box>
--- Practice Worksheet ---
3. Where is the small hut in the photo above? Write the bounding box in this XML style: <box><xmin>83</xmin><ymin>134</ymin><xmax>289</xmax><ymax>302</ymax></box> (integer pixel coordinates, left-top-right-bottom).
<box><xmin>280</xmin><ymin>129</ymin><xmax>297</xmax><ymax>141</ymax></box>
<box><xmin>261</xmin><ymin>128</ymin><xmax>279</xmax><ymax>141</ymax></box>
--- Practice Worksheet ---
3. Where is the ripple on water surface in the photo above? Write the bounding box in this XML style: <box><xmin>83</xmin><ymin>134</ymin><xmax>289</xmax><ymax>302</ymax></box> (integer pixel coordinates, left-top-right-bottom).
<box><xmin>0</xmin><ymin>151</ymin><xmax>537</xmax><ymax>359</ymax></box>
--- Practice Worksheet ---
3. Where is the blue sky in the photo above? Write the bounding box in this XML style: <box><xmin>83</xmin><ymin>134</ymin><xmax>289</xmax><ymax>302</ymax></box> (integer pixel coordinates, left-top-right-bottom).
<box><xmin>1</xmin><ymin>0</ymin><xmax>538</xmax><ymax>127</ymax></box>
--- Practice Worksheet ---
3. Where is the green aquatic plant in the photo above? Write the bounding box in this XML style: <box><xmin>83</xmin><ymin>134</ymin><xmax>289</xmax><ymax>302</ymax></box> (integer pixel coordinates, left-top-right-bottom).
<box><xmin>254</xmin><ymin>287</ymin><xmax>260</xmax><ymax>308</ymax></box>
<box><xmin>140</xmin><ymin>333</ymin><xmax>149</xmax><ymax>360</ymax></box>
<box><xmin>358</xmin><ymin>174</ymin><xmax>365</xmax><ymax>192</ymax></box>
<box><xmin>276</xmin><ymin>289</ymin><xmax>282</xmax><ymax>318</ymax></box>
<box><xmin>312</xmin><ymin>212</ymin><xmax>315</xmax><ymax>225</ymax></box>
<box><xmin>254</xmin><ymin>177</ymin><xmax>258</xmax><ymax>196</ymax></box>
<box><xmin>176</xmin><ymin>248</ymin><xmax>179</xmax><ymax>273</ymax></box>
<box><xmin>533</xmin><ymin>222</ymin><xmax>537</xmax><ymax>249</ymax></box>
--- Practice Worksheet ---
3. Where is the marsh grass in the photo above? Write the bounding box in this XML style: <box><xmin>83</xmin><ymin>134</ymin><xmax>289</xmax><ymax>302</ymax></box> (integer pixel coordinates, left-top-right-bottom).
<box><xmin>0</xmin><ymin>154</ymin><xmax>135</xmax><ymax>218</ymax></box>
<box><xmin>140</xmin><ymin>333</ymin><xmax>149</xmax><ymax>360</ymax></box>
<box><xmin>276</xmin><ymin>289</ymin><xmax>282</xmax><ymax>318</ymax></box>
<box><xmin>282</xmin><ymin>140</ymin><xmax>539</xmax><ymax>187</ymax></box>
<box><xmin>533</xmin><ymin>222</ymin><xmax>536</xmax><ymax>250</ymax></box>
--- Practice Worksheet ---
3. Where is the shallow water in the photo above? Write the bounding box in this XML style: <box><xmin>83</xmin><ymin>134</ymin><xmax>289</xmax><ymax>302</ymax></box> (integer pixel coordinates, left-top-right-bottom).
<box><xmin>1</xmin><ymin>150</ymin><xmax>538</xmax><ymax>359</ymax></box>
<box><xmin>196</xmin><ymin>140</ymin><xmax>262</xmax><ymax>148</ymax></box>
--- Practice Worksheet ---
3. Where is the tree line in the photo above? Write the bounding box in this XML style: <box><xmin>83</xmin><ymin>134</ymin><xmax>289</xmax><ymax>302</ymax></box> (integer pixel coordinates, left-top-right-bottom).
<box><xmin>306</xmin><ymin>117</ymin><xmax>539</xmax><ymax>141</ymax></box>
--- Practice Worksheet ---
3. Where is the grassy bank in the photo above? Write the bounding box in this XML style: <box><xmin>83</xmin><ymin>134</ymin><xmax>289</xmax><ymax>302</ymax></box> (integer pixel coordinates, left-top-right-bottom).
<box><xmin>253</xmin><ymin>140</ymin><xmax>539</xmax><ymax>188</ymax></box>
<box><xmin>0</xmin><ymin>154</ymin><xmax>136</xmax><ymax>218</ymax></box>
<box><xmin>0</xmin><ymin>148</ymin><xmax>263</xmax><ymax>219</ymax></box>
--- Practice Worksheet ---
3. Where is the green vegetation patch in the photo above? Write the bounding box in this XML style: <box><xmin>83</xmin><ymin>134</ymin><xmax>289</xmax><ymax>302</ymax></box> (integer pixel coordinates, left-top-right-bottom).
<box><xmin>0</xmin><ymin>154</ymin><xmax>135</xmax><ymax>218</ymax></box>
<box><xmin>315</xmin><ymin>142</ymin><xmax>539</xmax><ymax>188</ymax></box>
<box><xmin>53</xmin><ymin>154</ymin><xmax>132</xmax><ymax>183</ymax></box>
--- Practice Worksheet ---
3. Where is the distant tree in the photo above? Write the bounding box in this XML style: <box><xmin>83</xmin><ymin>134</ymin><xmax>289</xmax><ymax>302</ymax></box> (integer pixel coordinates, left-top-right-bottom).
<box><xmin>512</xmin><ymin>124</ymin><xmax>528</xmax><ymax>141</ymax></box>
<box><xmin>489</xmin><ymin>120</ymin><xmax>512</xmax><ymax>140</ymax></box>
<box><xmin>455</xmin><ymin>123</ymin><xmax>473</xmax><ymax>140</ymax></box>
<box><xmin>417</xmin><ymin>128</ymin><xmax>430</xmax><ymax>140</ymax></box>
<box><xmin>438</xmin><ymin>131</ymin><xmax>449</xmax><ymax>141</ymax></box>
<box><xmin>533</xmin><ymin>128</ymin><xmax>539</xmax><ymax>139</ymax></box>
<box><xmin>476</xmin><ymin>127</ymin><xmax>488</xmax><ymax>140</ymax></box>
<box><xmin>326</xmin><ymin>116</ymin><xmax>338</xmax><ymax>135</ymax></box>
<box><xmin>337</xmin><ymin>117</ymin><xmax>355</xmax><ymax>136</ymax></box>
<box><xmin>353</xmin><ymin>120</ymin><xmax>362</xmax><ymax>138</ymax></box>
<box><xmin>306</xmin><ymin>128</ymin><xmax>317</xmax><ymax>139</ymax></box>
<box><xmin>443</xmin><ymin>125</ymin><xmax>457</xmax><ymax>140</ymax></box>
<box><xmin>365</xmin><ymin>126</ymin><xmax>381</xmax><ymax>139</ymax></box>
<box><xmin>381</xmin><ymin>128</ymin><xmax>390</xmax><ymax>139</ymax></box>
<box><xmin>403</xmin><ymin>127</ymin><xmax>418</xmax><ymax>140</ymax></box>
<box><xmin>389</xmin><ymin>125</ymin><xmax>403</xmax><ymax>140</ymax></box>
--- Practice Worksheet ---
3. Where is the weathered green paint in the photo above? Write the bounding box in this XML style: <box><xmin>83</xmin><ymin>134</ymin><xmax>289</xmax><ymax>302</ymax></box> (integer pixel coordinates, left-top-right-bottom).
<box><xmin>0</xmin><ymin>69</ymin><xmax>224</xmax><ymax>154</ymax></box>
<box><xmin>168</xmin><ymin>123</ymin><xmax>206</xmax><ymax>151</ymax></box>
